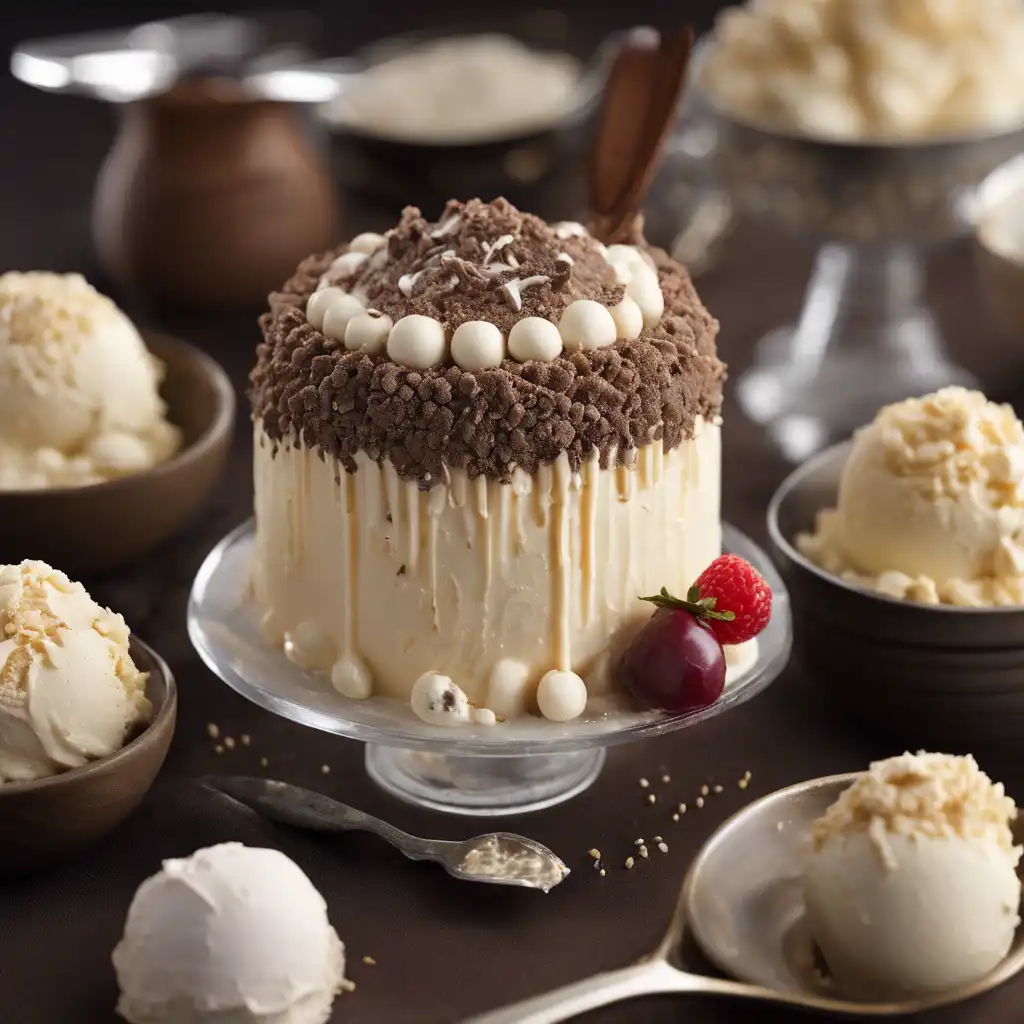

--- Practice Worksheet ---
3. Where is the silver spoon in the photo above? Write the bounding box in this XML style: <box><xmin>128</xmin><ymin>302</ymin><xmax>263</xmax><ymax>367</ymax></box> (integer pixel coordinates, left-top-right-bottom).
<box><xmin>202</xmin><ymin>775</ymin><xmax>570</xmax><ymax>892</ymax></box>
<box><xmin>464</xmin><ymin>772</ymin><xmax>1024</xmax><ymax>1022</ymax></box>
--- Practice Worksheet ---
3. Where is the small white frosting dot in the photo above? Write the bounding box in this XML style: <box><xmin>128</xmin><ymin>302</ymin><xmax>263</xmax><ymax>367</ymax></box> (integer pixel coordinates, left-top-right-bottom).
<box><xmin>329</xmin><ymin>251</ymin><xmax>368</xmax><ymax>280</ymax></box>
<box><xmin>536</xmin><ymin>670</ymin><xmax>588</xmax><ymax>722</ymax></box>
<box><xmin>410</xmin><ymin>672</ymin><xmax>471</xmax><ymax>726</ymax></box>
<box><xmin>507</xmin><ymin>317</ymin><xmax>563</xmax><ymax>362</ymax></box>
<box><xmin>349</xmin><ymin>232</ymin><xmax>387</xmax><ymax>255</ymax></box>
<box><xmin>451</xmin><ymin>320</ymin><xmax>506</xmax><ymax>371</ymax></box>
<box><xmin>557</xmin><ymin>299</ymin><xmax>617</xmax><ymax>352</ymax></box>
<box><xmin>387</xmin><ymin>315</ymin><xmax>447</xmax><ymax>369</ymax></box>
<box><xmin>345</xmin><ymin>311</ymin><xmax>393</xmax><ymax>354</ymax></box>
<box><xmin>609</xmin><ymin>296</ymin><xmax>644</xmax><ymax>340</ymax></box>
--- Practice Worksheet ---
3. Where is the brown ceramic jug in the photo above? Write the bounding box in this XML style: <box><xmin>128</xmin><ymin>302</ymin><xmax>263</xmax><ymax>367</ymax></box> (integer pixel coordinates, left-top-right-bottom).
<box><xmin>92</xmin><ymin>77</ymin><xmax>338</xmax><ymax>312</ymax></box>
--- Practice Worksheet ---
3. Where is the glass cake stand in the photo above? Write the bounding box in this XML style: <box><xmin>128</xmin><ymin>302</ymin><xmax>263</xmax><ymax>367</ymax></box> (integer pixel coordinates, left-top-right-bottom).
<box><xmin>188</xmin><ymin>521</ymin><xmax>791</xmax><ymax>816</ymax></box>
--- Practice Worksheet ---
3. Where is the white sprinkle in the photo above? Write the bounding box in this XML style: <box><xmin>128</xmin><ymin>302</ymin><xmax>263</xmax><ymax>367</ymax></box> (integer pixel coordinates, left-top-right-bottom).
<box><xmin>661</xmin><ymin>774</ymin><xmax>671</xmax><ymax>784</ymax></box>
<box><xmin>260</xmin><ymin>757</ymin><xmax>269</xmax><ymax>768</ymax></box>
<box><xmin>777</xmin><ymin>821</ymin><xmax>785</xmax><ymax>832</ymax></box>
<box><xmin>700</xmin><ymin>784</ymin><xmax>710</xmax><ymax>797</ymax></box>
<box><xmin>214</xmin><ymin>745</ymin><xmax>224</xmax><ymax>755</ymax></box>
<box><xmin>678</xmin><ymin>803</ymin><xmax>687</xmax><ymax>814</ymax></box>
<box><xmin>499</xmin><ymin>275</ymin><xmax>550</xmax><ymax>312</ymax></box>
<box><xmin>240</xmin><ymin>734</ymin><xmax>251</xmax><ymax>746</ymax></box>
<box><xmin>738</xmin><ymin>778</ymin><xmax>750</xmax><ymax>790</ymax></box>
<box><xmin>646</xmin><ymin>794</ymin><xmax>656</xmax><ymax>805</ymax></box>
<box><xmin>430</xmin><ymin>214</ymin><xmax>461</xmax><ymax>239</ymax></box>
<box><xmin>639</xmin><ymin>845</ymin><xmax>649</xmax><ymax>859</ymax></box>
<box><xmin>588</xmin><ymin>848</ymin><xmax>601</xmax><ymax>860</ymax></box>
<box><xmin>321</xmin><ymin>764</ymin><xmax>331</xmax><ymax>774</ymax></box>
<box><xmin>653</xmin><ymin>836</ymin><xmax>663</xmax><ymax>843</ymax></box>
<box><xmin>696</xmin><ymin>796</ymin><xmax>705</xmax><ymax>808</ymax></box>
<box><xmin>639</xmin><ymin>778</ymin><xmax>650</xmax><ymax>788</ymax></box>
<box><xmin>658</xmin><ymin>842</ymin><xmax>669</xmax><ymax>854</ymax></box>
<box><xmin>634</xmin><ymin>838</ymin><xmax>644</xmax><ymax>846</ymax></box>
<box><xmin>671</xmin><ymin>813</ymin><xmax>680</xmax><ymax>822</ymax></box>
<box><xmin>341</xmin><ymin>979</ymin><xmax>357</xmax><ymax>993</ymax></box>
<box><xmin>506</xmin><ymin>252</ymin><xmax>520</xmax><ymax>269</ymax></box>
<box><xmin>625</xmin><ymin>856</ymin><xmax>635</xmax><ymax>869</ymax></box>
<box><xmin>599</xmin><ymin>868</ymin><xmax>606</xmax><ymax>877</ymax></box>
<box><xmin>223</xmin><ymin>737</ymin><xmax>235</xmax><ymax>750</ymax></box>
<box><xmin>713</xmin><ymin>784</ymin><xmax>724</xmax><ymax>794</ymax></box>
<box><xmin>362</xmin><ymin>955</ymin><xmax>377</xmax><ymax>966</ymax></box>
<box><xmin>205</xmin><ymin>723</ymin><xmax>219</xmax><ymax>739</ymax></box>
<box><xmin>398</xmin><ymin>271</ymin><xmax>422</xmax><ymax>297</ymax></box>
<box><xmin>483</xmin><ymin>234</ymin><xmax>514</xmax><ymax>263</ymax></box>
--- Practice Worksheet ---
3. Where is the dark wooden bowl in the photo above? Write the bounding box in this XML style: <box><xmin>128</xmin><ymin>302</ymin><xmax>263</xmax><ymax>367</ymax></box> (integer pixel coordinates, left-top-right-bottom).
<box><xmin>0</xmin><ymin>637</ymin><xmax>176</xmax><ymax>875</ymax></box>
<box><xmin>0</xmin><ymin>330</ymin><xmax>234</xmax><ymax>575</ymax></box>
<box><xmin>767</xmin><ymin>443</ymin><xmax>1024</xmax><ymax>753</ymax></box>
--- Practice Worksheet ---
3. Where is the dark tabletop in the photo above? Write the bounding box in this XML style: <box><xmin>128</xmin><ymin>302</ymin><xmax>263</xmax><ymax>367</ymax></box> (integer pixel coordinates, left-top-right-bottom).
<box><xmin>2</xmin><ymin>4</ymin><xmax>1024</xmax><ymax>1023</ymax></box>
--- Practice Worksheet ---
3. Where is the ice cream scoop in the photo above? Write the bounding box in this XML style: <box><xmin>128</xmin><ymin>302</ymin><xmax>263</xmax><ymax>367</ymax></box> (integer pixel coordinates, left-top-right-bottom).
<box><xmin>799</xmin><ymin>388</ymin><xmax>1024</xmax><ymax>605</ymax></box>
<box><xmin>0</xmin><ymin>559</ymin><xmax>151</xmax><ymax>782</ymax></box>
<box><xmin>805</xmin><ymin>752</ymin><xmax>1022</xmax><ymax>1001</ymax></box>
<box><xmin>112</xmin><ymin>842</ymin><xmax>346</xmax><ymax>1024</ymax></box>
<box><xmin>0</xmin><ymin>271</ymin><xmax>180</xmax><ymax>490</ymax></box>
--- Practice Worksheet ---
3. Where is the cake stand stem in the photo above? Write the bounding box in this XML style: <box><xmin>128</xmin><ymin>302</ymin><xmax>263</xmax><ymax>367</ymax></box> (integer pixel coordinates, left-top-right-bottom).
<box><xmin>735</xmin><ymin>240</ymin><xmax>977</xmax><ymax>462</ymax></box>
<box><xmin>364</xmin><ymin>745</ymin><xmax>607</xmax><ymax>817</ymax></box>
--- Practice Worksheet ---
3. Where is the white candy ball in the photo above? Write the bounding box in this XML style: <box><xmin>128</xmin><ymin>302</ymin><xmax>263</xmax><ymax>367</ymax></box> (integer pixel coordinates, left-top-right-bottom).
<box><xmin>329</xmin><ymin>251</ymin><xmax>368</xmax><ymax>280</ymax></box>
<box><xmin>451</xmin><ymin>320</ymin><xmax>506</xmax><ymax>371</ymax></box>
<box><xmin>557</xmin><ymin>299</ymin><xmax>618</xmax><ymax>352</ymax></box>
<box><xmin>626</xmin><ymin>264</ymin><xmax>665</xmax><ymax>328</ymax></box>
<box><xmin>604</xmin><ymin>244</ymin><xmax>641</xmax><ymax>284</ymax></box>
<box><xmin>609</xmin><ymin>296</ymin><xmax>644</xmax><ymax>340</ymax></box>
<box><xmin>536</xmin><ymin>670</ymin><xmax>588</xmax><ymax>722</ymax></box>
<box><xmin>387</xmin><ymin>315</ymin><xmax>447</xmax><ymax>369</ymax></box>
<box><xmin>410</xmin><ymin>672</ymin><xmax>471</xmax><ymax>726</ymax></box>
<box><xmin>306</xmin><ymin>286</ymin><xmax>347</xmax><ymax>330</ymax></box>
<box><xmin>319</xmin><ymin>292</ymin><xmax>366</xmax><ymax>341</ymax></box>
<box><xmin>283</xmin><ymin>622</ymin><xmax>334</xmax><ymax>671</ymax></box>
<box><xmin>345</xmin><ymin>311</ymin><xmax>393</xmax><ymax>354</ymax></box>
<box><xmin>473</xmin><ymin>708</ymin><xmax>498</xmax><ymax>727</ymax></box>
<box><xmin>349</xmin><ymin>232</ymin><xmax>387</xmax><ymax>255</ymax></box>
<box><xmin>507</xmin><ymin>317</ymin><xmax>563</xmax><ymax>362</ymax></box>
<box><xmin>331</xmin><ymin>654</ymin><xmax>373</xmax><ymax>699</ymax></box>
<box><xmin>487</xmin><ymin>658</ymin><xmax>533</xmax><ymax>718</ymax></box>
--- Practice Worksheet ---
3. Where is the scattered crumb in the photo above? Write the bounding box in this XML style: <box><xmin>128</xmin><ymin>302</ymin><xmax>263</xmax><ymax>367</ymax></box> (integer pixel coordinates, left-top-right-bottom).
<box><xmin>634</xmin><ymin>838</ymin><xmax>644</xmax><ymax>846</ymax></box>
<box><xmin>214</xmin><ymin>745</ymin><xmax>224</xmax><ymax>755</ymax></box>
<box><xmin>646</xmin><ymin>794</ymin><xmax>656</xmax><ymax>805</ymax></box>
<box><xmin>661</xmin><ymin>774</ymin><xmax>671</xmax><ymax>784</ymax></box>
<box><xmin>321</xmin><ymin>764</ymin><xmax>331</xmax><ymax>775</ymax></box>
<box><xmin>639</xmin><ymin>845</ymin><xmax>649</xmax><ymax>859</ymax></box>
<box><xmin>671</xmin><ymin>813</ymin><xmax>680</xmax><ymax>822</ymax></box>
<box><xmin>340</xmin><ymin>979</ymin><xmax>356</xmax><ymax>993</ymax></box>
<box><xmin>241</xmin><ymin>734</ymin><xmax>251</xmax><ymax>746</ymax></box>
<box><xmin>696</xmin><ymin>797</ymin><xmax>705</xmax><ymax>809</ymax></box>
<box><xmin>599</xmin><ymin>868</ymin><xmax>606</xmax><ymax>877</ymax></box>
<box><xmin>625</xmin><ymin>856</ymin><xmax>635</xmax><ymax>869</ymax></box>
<box><xmin>224</xmin><ymin>737</ymin><xmax>236</xmax><ymax>750</ymax></box>
<box><xmin>713</xmin><ymin>784</ymin><xmax>723</xmax><ymax>794</ymax></box>
<box><xmin>639</xmin><ymin>777</ymin><xmax>650</xmax><ymax>788</ymax></box>
<box><xmin>700</xmin><ymin>784</ymin><xmax>710</xmax><ymax>797</ymax></box>
<box><xmin>260</xmin><ymin>757</ymin><xmax>269</xmax><ymax>768</ymax></box>
<box><xmin>362</xmin><ymin>956</ymin><xmax>377</xmax><ymax>966</ymax></box>
<box><xmin>588</xmin><ymin>848</ymin><xmax>601</xmax><ymax>860</ymax></box>
<box><xmin>657</xmin><ymin>842</ymin><xmax>669</xmax><ymax>854</ymax></box>
<box><xmin>206</xmin><ymin>723</ymin><xmax>219</xmax><ymax>739</ymax></box>
<box><xmin>653</xmin><ymin>835</ymin><xmax>663</xmax><ymax>843</ymax></box>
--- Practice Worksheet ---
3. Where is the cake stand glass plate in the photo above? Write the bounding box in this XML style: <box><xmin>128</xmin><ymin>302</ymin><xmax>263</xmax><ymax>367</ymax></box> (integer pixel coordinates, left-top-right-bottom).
<box><xmin>188</xmin><ymin>521</ymin><xmax>791</xmax><ymax>816</ymax></box>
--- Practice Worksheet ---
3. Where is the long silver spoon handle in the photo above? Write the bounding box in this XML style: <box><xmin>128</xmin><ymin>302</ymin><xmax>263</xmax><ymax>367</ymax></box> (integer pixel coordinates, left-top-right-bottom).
<box><xmin>460</xmin><ymin>960</ymin><xmax>712</xmax><ymax>1024</ymax></box>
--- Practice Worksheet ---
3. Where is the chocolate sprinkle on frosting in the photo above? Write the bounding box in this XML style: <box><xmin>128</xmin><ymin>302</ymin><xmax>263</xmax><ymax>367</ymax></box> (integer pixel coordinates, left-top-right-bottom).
<box><xmin>250</xmin><ymin>198</ymin><xmax>724</xmax><ymax>487</ymax></box>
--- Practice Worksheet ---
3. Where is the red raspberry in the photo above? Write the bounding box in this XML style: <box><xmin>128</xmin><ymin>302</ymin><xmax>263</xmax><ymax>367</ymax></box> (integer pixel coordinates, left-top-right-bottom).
<box><xmin>690</xmin><ymin>554</ymin><xmax>772</xmax><ymax>646</ymax></box>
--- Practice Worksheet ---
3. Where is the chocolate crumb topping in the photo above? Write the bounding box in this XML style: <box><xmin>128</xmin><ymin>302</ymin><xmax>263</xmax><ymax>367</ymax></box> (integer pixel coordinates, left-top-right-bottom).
<box><xmin>250</xmin><ymin>198</ymin><xmax>724</xmax><ymax>487</ymax></box>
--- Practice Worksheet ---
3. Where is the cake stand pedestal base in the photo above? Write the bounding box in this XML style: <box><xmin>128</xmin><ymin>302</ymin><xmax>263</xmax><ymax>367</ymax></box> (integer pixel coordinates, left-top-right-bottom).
<box><xmin>365</xmin><ymin>745</ymin><xmax>607</xmax><ymax>817</ymax></box>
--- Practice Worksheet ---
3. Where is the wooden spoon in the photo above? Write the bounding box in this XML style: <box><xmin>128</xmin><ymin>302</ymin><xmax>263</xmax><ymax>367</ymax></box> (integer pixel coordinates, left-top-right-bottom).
<box><xmin>589</xmin><ymin>25</ymin><xmax>693</xmax><ymax>244</ymax></box>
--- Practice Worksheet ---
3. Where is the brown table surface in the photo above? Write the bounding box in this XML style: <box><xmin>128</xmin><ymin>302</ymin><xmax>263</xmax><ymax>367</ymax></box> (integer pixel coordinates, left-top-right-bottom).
<box><xmin>3</xmin><ymin>6</ymin><xmax>1024</xmax><ymax>1023</ymax></box>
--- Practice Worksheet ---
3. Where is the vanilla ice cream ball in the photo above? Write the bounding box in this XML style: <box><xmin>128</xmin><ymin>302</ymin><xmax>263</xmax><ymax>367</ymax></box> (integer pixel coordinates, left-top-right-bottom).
<box><xmin>0</xmin><ymin>272</ymin><xmax>181</xmax><ymax>489</ymax></box>
<box><xmin>113</xmin><ymin>843</ymin><xmax>346</xmax><ymax>1024</ymax></box>
<box><xmin>834</xmin><ymin>388</ymin><xmax>1024</xmax><ymax>587</ymax></box>
<box><xmin>0</xmin><ymin>560</ymin><xmax>152</xmax><ymax>783</ymax></box>
<box><xmin>806</xmin><ymin>752</ymin><xmax>1022</xmax><ymax>1000</ymax></box>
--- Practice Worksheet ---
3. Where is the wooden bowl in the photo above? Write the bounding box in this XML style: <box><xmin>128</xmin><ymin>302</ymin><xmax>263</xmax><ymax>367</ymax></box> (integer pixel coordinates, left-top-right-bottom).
<box><xmin>0</xmin><ymin>637</ymin><xmax>176</xmax><ymax>875</ymax></box>
<box><xmin>767</xmin><ymin>443</ymin><xmax>1024</xmax><ymax>753</ymax></box>
<box><xmin>0</xmin><ymin>330</ymin><xmax>234</xmax><ymax>575</ymax></box>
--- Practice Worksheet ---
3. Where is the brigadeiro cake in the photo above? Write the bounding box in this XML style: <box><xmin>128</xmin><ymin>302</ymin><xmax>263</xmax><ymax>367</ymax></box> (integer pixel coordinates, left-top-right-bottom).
<box><xmin>248</xmin><ymin>197</ymin><xmax>724</xmax><ymax>726</ymax></box>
